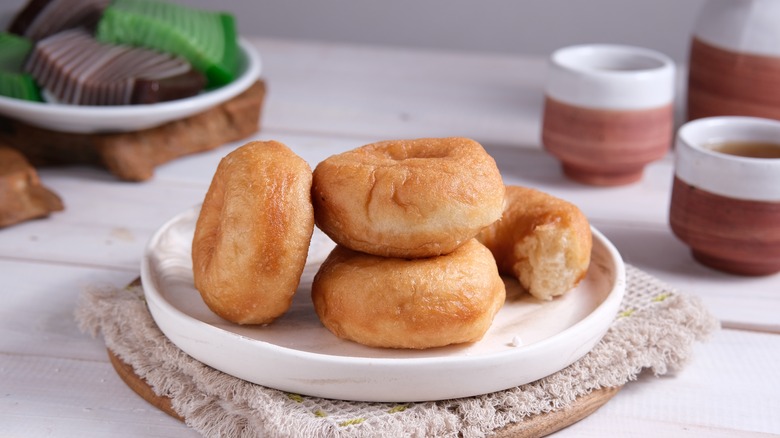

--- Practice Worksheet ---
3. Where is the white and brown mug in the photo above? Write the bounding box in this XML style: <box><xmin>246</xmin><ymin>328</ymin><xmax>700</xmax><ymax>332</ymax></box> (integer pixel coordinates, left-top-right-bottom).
<box><xmin>542</xmin><ymin>44</ymin><xmax>676</xmax><ymax>186</ymax></box>
<box><xmin>669</xmin><ymin>116</ymin><xmax>780</xmax><ymax>276</ymax></box>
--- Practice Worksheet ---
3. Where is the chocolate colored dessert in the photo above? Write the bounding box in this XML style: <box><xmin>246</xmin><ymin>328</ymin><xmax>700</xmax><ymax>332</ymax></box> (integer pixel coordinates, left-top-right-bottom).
<box><xmin>8</xmin><ymin>0</ymin><xmax>110</xmax><ymax>41</ymax></box>
<box><xmin>25</xmin><ymin>29</ymin><xmax>206</xmax><ymax>105</ymax></box>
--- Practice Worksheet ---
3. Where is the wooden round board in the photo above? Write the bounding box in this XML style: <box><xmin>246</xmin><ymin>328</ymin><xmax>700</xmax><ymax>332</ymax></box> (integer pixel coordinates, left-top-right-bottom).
<box><xmin>107</xmin><ymin>348</ymin><xmax>620</xmax><ymax>437</ymax></box>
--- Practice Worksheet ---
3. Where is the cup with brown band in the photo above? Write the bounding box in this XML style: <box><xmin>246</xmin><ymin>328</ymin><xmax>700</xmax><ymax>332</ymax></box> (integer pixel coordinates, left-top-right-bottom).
<box><xmin>669</xmin><ymin>116</ymin><xmax>780</xmax><ymax>276</ymax></box>
<box><xmin>541</xmin><ymin>44</ymin><xmax>676</xmax><ymax>186</ymax></box>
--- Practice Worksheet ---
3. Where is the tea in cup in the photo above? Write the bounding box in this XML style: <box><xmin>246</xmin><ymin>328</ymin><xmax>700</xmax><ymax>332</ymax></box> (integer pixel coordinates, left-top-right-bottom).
<box><xmin>669</xmin><ymin>116</ymin><xmax>780</xmax><ymax>275</ymax></box>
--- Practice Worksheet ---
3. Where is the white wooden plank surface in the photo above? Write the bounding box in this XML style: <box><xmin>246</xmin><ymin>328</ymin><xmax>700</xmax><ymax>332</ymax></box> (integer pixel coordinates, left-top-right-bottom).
<box><xmin>560</xmin><ymin>329</ymin><xmax>780</xmax><ymax>436</ymax></box>
<box><xmin>254</xmin><ymin>39</ymin><xmax>548</xmax><ymax>146</ymax></box>
<box><xmin>0</xmin><ymin>261</ymin><xmax>133</xmax><ymax>359</ymax></box>
<box><xmin>0</xmin><ymin>355</ymin><xmax>198</xmax><ymax>438</ymax></box>
<box><xmin>1</xmin><ymin>37</ymin><xmax>778</xmax><ymax>437</ymax></box>
<box><xmin>1</xmin><ymin>287</ymin><xmax>777</xmax><ymax>437</ymax></box>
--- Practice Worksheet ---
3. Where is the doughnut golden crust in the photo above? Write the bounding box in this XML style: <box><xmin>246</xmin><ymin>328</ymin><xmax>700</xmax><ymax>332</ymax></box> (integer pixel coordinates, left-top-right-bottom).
<box><xmin>311</xmin><ymin>137</ymin><xmax>505</xmax><ymax>258</ymax></box>
<box><xmin>477</xmin><ymin>186</ymin><xmax>592</xmax><ymax>300</ymax></box>
<box><xmin>311</xmin><ymin>239</ymin><xmax>506</xmax><ymax>349</ymax></box>
<box><xmin>192</xmin><ymin>141</ymin><xmax>314</xmax><ymax>325</ymax></box>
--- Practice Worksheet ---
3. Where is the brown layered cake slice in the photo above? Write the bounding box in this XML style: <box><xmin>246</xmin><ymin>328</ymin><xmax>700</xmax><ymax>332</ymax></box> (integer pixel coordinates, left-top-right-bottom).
<box><xmin>25</xmin><ymin>29</ymin><xmax>206</xmax><ymax>105</ymax></box>
<box><xmin>8</xmin><ymin>0</ymin><xmax>110</xmax><ymax>41</ymax></box>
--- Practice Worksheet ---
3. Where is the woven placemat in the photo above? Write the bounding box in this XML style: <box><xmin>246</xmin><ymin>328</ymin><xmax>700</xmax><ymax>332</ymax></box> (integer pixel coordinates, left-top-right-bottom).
<box><xmin>76</xmin><ymin>265</ymin><xmax>718</xmax><ymax>437</ymax></box>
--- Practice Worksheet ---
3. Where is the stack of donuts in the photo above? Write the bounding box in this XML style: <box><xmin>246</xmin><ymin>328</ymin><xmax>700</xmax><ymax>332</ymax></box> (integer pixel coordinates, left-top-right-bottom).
<box><xmin>191</xmin><ymin>137</ymin><xmax>592</xmax><ymax>350</ymax></box>
<box><xmin>310</xmin><ymin>137</ymin><xmax>507</xmax><ymax>349</ymax></box>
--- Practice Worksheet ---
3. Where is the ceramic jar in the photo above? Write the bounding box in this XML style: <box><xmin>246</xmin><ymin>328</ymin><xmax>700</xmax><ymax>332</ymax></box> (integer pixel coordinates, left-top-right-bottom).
<box><xmin>687</xmin><ymin>0</ymin><xmax>780</xmax><ymax>121</ymax></box>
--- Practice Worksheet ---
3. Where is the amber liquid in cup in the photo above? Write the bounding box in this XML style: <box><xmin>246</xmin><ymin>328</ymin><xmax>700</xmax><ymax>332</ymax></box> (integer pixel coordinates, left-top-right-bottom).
<box><xmin>707</xmin><ymin>142</ymin><xmax>780</xmax><ymax>159</ymax></box>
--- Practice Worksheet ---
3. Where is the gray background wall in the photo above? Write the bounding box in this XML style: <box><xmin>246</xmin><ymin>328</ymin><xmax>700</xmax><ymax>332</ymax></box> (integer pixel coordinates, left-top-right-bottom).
<box><xmin>2</xmin><ymin>0</ymin><xmax>707</xmax><ymax>62</ymax></box>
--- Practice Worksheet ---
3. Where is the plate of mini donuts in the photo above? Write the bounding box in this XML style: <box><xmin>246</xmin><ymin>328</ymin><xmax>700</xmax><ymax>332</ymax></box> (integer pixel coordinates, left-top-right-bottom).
<box><xmin>141</xmin><ymin>138</ymin><xmax>626</xmax><ymax>402</ymax></box>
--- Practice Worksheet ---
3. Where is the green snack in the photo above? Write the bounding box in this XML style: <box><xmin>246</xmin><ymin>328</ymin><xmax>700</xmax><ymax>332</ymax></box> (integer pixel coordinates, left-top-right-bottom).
<box><xmin>0</xmin><ymin>71</ymin><xmax>41</xmax><ymax>101</ymax></box>
<box><xmin>96</xmin><ymin>0</ymin><xmax>238</xmax><ymax>88</ymax></box>
<box><xmin>0</xmin><ymin>33</ymin><xmax>42</xmax><ymax>101</ymax></box>
<box><xmin>0</xmin><ymin>33</ymin><xmax>33</xmax><ymax>71</ymax></box>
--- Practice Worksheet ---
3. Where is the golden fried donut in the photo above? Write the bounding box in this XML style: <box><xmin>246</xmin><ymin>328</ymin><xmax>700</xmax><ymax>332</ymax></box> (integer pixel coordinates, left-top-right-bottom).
<box><xmin>192</xmin><ymin>141</ymin><xmax>314</xmax><ymax>325</ymax></box>
<box><xmin>477</xmin><ymin>186</ymin><xmax>592</xmax><ymax>300</ymax></box>
<box><xmin>311</xmin><ymin>239</ymin><xmax>506</xmax><ymax>349</ymax></box>
<box><xmin>311</xmin><ymin>137</ymin><xmax>505</xmax><ymax>258</ymax></box>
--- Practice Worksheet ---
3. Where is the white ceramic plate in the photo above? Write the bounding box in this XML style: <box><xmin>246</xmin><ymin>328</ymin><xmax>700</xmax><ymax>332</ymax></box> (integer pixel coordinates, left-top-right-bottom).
<box><xmin>0</xmin><ymin>39</ymin><xmax>261</xmax><ymax>133</ymax></box>
<box><xmin>141</xmin><ymin>207</ymin><xmax>626</xmax><ymax>402</ymax></box>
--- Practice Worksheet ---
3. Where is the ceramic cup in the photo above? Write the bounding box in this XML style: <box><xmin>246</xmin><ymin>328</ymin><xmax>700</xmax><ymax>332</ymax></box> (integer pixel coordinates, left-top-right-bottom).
<box><xmin>542</xmin><ymin>44</ymin><xmax>676</xmax><ymax>186</ymax></box>
<box><xmin>687</xmin><ymin>0</ymin><xmax>780</xmax><ymax>121</ymax></box>
<box><xmin>669</xmin><ymin>116</ymin><xmax>780</xmax><ymax>276</ymax></box>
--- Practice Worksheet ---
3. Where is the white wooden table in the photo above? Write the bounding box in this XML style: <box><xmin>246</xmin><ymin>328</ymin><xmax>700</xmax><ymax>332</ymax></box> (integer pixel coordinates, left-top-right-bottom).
<box><xmin>1</xmin><ymin>38</ymin><xmax>778</xmax><ymax>437</ymax></box>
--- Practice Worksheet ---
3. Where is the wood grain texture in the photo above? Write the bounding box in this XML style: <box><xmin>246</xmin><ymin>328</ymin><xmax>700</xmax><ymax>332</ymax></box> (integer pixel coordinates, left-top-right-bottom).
<box><xmin>108</xmin><ymin>349</ymin><xmax>184</xmax><ymax>422</ymax></box>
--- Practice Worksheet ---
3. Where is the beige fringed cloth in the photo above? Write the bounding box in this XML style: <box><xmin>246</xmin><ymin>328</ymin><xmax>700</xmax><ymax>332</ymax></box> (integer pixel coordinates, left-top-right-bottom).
<box><xmin>75</xmin><ymin>265</ymin><xmax>718</xmax><ymax>438</ymax></box>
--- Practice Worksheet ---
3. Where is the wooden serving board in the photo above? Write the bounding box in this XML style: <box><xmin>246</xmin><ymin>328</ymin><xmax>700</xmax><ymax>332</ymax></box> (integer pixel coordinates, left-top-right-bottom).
<box><xmin>107</xmin><ymin>348</ymin><xmax>619</xmax><ymax>437</ymax></box>
<box><xmin>0</xmin><ymin>80</ymin><xmax>266</xmax><ymax>182</ymax></box>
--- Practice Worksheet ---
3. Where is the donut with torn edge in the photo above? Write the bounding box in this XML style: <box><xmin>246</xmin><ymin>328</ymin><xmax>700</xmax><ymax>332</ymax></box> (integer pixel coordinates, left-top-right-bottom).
<box><xmin>477</xmin><ymin>185</ymin><xmax>592</xmax><ymax>300</ymax></box>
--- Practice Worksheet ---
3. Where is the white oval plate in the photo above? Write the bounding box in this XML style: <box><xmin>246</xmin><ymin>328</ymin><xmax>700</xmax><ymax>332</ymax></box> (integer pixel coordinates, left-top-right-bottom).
<box><xmin>141</xmin><ymin>207</ymin><xmax>626</xmax><ymax>402</ymax></box>
<box><xmin>0</xmin><ymin>39</ymin><xmax>261</xmax><ymax>133</ymax></box>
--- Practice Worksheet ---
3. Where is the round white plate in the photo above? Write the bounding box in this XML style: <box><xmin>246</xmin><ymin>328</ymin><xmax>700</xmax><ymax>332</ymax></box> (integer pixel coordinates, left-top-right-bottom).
<box><xmin>141</xmin><ymin>207</ymin><xmax>626</xmax><ymax>402</ymax></box>
<box><xmin>0</xmin><ymin>39</ymin><xmax>261</xmax><ymax>133</ymax></box>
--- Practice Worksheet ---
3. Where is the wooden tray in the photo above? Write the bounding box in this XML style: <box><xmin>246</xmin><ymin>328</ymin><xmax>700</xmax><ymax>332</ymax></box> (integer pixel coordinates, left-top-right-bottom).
<box><xmin>108</xmin><ymin>342</ymin><xmax>619</xmax><ymax>437</ymax></box>
<box><xmin>0</xmin><ymin>80</ymin><xmax>266</xmax><ymax>182</ymax></box>
<box><xmin>108</xmin><ymin>265</ymin><xmax>620</xmax><ymax>436</ymax></box>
